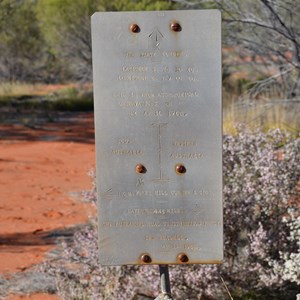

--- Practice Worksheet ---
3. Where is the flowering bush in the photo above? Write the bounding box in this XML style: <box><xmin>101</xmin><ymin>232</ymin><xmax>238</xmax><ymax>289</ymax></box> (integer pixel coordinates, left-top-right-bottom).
<box><xmin>42</xmin><ymin>129</ymin><xmax>300</xmax><ymax>299</ymax></box>
<box><xmin>271</xmin><ymin>210</ymin><xmax>300</xmax><ymax>295</ymax></box>
<box><xmin>221</xmin><ymin>129</ymin><xmax>300</xmax><ymax>299</ymax></box>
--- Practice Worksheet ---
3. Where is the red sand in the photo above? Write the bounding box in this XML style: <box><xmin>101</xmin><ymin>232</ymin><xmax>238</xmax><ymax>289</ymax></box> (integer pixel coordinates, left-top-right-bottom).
<box><xmin>0</xmin><ymin>112</ymin><xmax>95</xmax><ymax>299</ymax></box>
<box><xmin>7</xmin><ymin>294</ymin><xmax>59</xmax><ymax>300</ymax></box>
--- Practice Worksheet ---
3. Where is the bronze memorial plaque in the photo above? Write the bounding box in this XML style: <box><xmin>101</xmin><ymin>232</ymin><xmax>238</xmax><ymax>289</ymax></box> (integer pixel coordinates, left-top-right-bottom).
<box><xmin>92</xmin><ymin>10</ymin><xmax>222</xmax><ymax>265</ymax></box>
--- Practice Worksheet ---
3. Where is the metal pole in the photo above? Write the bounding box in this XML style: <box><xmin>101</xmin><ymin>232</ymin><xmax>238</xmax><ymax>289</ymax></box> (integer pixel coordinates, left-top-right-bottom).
<box><xmin>154</xmin><ymin>265</ymin><xmax>173</xmax><ymax>300</ymax></box>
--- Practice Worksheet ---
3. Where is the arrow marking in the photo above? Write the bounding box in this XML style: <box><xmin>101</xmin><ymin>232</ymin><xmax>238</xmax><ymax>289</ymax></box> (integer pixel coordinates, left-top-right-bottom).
<box><xmin>149</xmin><ymin>28</ymin><xmax>164</xmax><ymax>49</ymax></box>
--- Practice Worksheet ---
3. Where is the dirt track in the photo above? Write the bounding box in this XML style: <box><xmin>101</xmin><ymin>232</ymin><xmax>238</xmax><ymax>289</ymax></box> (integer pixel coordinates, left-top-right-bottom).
<box><xmin>0</xmin><ymin>112</ymin><xmax>95</xmax><ymax>299</ymax></box>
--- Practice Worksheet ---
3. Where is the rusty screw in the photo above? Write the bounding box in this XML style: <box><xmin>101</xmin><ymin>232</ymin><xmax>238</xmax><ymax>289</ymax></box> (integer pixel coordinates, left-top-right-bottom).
<box><xmin>136</xmin><ymin>164</ymin><xmax>147</xmax><ymax>174</ymax></box>
<box><xmin>171</xmin><ymin>22</ymin><xmax>182</xmax><ymax>32</ymax></box>
<box><xmin>130</xmin><ymin>23</ymin><xmax>140</xmax><ymax>33</ymax></box>
<box><xmin>178</xmin><ymin>253</ymin><xmax>189</xmax><ymax>263</ymax></box>
<box><xmin>141</xmin><ymin>253</ymin><xmax>152</xmax><ymax>263</ymax></box>
<box><xmin>175</xmin><ymin>164</ymin><xmax>186</xmax><ymax>174</ymax></box>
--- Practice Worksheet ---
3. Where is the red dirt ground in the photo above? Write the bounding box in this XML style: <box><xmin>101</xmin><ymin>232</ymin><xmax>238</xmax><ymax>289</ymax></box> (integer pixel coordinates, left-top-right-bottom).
<box><xmin>7</xmin><ymin>294</ymin><xmax>60</xmax><ymax>300</ymax></box>
<box><xmin>0</xmin><ymin>112</ymin><xmax>95</xmax><ymax>299</ymax></box>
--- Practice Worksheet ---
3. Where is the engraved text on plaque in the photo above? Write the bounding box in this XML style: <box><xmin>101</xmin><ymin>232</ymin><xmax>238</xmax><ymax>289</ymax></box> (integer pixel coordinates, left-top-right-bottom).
<box><xmin>92</xmin><ymin>10</ymin><xmax>222</xmax><ymax>265</ymax></box>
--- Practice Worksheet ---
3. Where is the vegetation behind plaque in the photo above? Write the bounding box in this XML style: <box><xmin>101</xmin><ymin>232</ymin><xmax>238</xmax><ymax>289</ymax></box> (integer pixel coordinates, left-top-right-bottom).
<box><xmin>0</xmin><ymin>0</ymin><xmax>299</xmax><ymax>132</ymax></box>
<box><xmin>0</xmin><ymin>84</ymin><xmax>93</xmax><ymax>112</ymax></box>
<box><xmin>0</xmin><ymin>0</ymin><xmax>300</xmax><ymax>298</ymax></box>
<box><xmin>40</xmin><ymin>129</ymin><xmax>300</xmax><ymax>299</ymax></box>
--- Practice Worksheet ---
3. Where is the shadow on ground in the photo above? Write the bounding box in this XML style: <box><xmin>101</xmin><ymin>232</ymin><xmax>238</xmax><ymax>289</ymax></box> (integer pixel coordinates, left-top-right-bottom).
<box><xmin>0</xmin><ymin>227</ymin><xmax>80</xmax><ymax>248</ymax></box>
<box><xmin>0</xmin><ymin>111</ymin><xmax>94</xmax><ymax>144</ymax></box>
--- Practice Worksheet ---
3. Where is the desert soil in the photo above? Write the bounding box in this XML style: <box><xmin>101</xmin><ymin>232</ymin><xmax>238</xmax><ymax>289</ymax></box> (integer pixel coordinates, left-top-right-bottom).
<box><xmin>0</xmin><ymin>112</ymin><xmax>95</xmax><ymax>299</ymax></box>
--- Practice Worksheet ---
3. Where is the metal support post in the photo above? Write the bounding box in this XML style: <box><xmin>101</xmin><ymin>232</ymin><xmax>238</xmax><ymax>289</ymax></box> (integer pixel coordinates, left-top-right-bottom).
<box><xmin>154</xmin><ymin>265</ymin><xmax>173</xmax><ymax>300</ymax></box>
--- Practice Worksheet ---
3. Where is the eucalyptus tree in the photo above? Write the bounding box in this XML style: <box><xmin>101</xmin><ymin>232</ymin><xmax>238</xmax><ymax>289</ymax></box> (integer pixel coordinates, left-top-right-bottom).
<box><xmin>0</xmin><ymin>0</ymin><xmax>48</xmax><ymax>82</ymax></box>
<box><xmin>37</xmin><ymin>0</ymin><xmax>175</xmax><ymax>82</ymax></box>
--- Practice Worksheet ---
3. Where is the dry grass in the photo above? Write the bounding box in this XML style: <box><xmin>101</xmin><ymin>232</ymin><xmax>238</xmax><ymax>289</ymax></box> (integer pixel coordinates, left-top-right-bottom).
<box><xmin>1</xmin><ymin>82</ymin><xmax>299</xmax><ymax>134</ymax></box>
<box><xmin>0</xmin><ymin>82</ymin><xmax>31</xmax><ymax>97</ymax></box>
<box><xmin>0</xmin><ymin>82</ymin><xmax>45</xmax><ymax>97</ymax></box>
<box><xmin>0</xmin><ymin>82</ymin><xmax>92</xmax><ymax>97</ymax></box>
<box><xmin>223</xmin><ymin>96</ymin><xmax>300</xmax><ymax>135</ymax></box>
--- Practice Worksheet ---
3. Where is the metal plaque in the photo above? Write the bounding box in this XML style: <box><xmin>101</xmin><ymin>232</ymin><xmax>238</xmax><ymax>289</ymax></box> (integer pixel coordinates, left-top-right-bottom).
<box><xmin>92</xmin><ymin>10</ymin><xmax>222</xmax><ymax>265</ymax></box>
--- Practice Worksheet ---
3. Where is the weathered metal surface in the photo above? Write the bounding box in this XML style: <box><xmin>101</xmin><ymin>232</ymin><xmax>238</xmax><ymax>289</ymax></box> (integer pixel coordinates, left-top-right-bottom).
<box><xmin>92</xmin><ymin>10</ymin><xmax>222</xmax><ymax>265</ymax></box>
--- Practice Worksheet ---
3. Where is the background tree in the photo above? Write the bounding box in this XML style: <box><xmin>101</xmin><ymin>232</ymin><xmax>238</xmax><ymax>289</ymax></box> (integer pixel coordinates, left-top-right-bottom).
<box><xmin>0</xmin><ymin>0</ymin><xmax>176</xmax><ymax>83</ymax></box>
<box><xmin>220</xmin><ymin>0</ymin><xmax>300</xmax><ymax>100</ymax></box>
<box><xmin>175</xmin><ymin>0</ymin><xmax>300</xmax><ymax>100</ymax></box>
<box><xmin>37</xmin><ymin>0</ymin><xmax>175</xmax><ymax>82</ymax></box>
<box><xmin>0</xmin><ymin>0</ymin><xmax>51</xmax><ymax>82</ymax></box>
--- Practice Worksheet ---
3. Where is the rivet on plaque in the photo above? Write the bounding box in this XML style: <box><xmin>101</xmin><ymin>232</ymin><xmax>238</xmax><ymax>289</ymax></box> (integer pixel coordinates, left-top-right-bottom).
<box><xmin>175</xmin><ymin>164</ymin><xmax>186</xmax><ymax>175</ymax></box>
<box><xmin>177</xmin><ymin>253</ymin><xmax>189</xmax><ymax>263</ymax></box>
<box><xmin>136</xmin><ymin>164</ymin><xmax>147</xmax><ymax>174</ymax></box>
<box><xmin>170</xmin><ymin>22</ymin><xmax>182</xmax><ymax>32</ymax></box>
<box><xmin>130</xmin><ymin>23</ymin><xmax>140</xmax><ymax>33</ymax></box>
<box><xmin>140</xmin><ymin>253</ymin><xmax>152</xmax><ymax>263</ymax></box>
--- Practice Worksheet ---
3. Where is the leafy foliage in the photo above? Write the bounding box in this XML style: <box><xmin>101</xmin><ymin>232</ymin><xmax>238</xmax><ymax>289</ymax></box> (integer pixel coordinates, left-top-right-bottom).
<box><xmin>36</xmin><ymin>0</ymin><xmax>175</xmax><ymax>82</ymax></box>
<box><xmin>42</xmin><ymin>129</ymin><xmax>300</xmax><ymax>299</ymax></box>
<box><xmin>0</xmin><ymin>0</ymin><xmax>176</xmax><ymax>83</ymax></box>
<box><xmin>0</xmin><ymin>0</ymin><xmax>50</xmax><ymax>82</ymax></box>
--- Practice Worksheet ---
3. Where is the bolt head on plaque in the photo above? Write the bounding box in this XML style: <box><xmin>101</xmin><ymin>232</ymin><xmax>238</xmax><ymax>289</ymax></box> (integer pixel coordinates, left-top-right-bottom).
<box><xmin>170</xmin><ymin>22</ymin><xmax>182</xmax><ymax>32</ymax></box>
<box><xmin>136</xmin><ymin>164</ymin><xmax>147</xmax><ymax>174</ymax></box>
<box><xmin>130</xmin><ymin>23</ymin><xmax>140</xmax><ymax>33</ymax></box>
<box><xmin>177</xmin><ymin>253</ymin><xmax>189</xmax><ymax>263</ymax></box>
<box><xmin>175</xmin><ymin>164</ymin><xmax>186</xmax><ymax>174</ymax></box>
<box><xmin>140</xmin><ymin>253</ymin><xmax>152</xmax><ymax>263</ymax></box>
